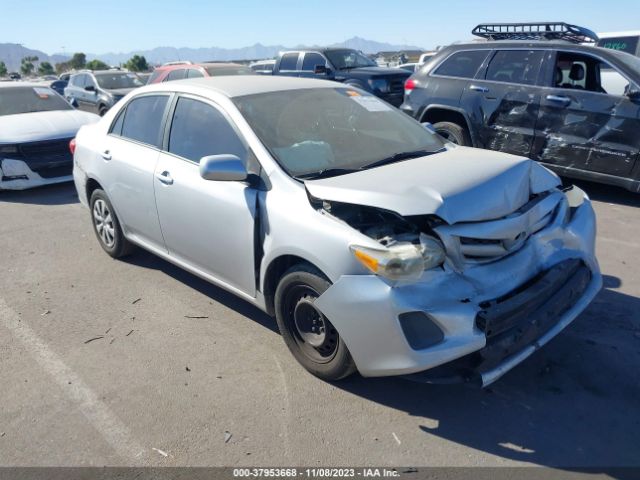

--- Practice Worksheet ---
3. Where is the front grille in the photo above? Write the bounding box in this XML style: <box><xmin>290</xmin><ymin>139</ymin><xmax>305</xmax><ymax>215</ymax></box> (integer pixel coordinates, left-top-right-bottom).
<box><xmin>435</xmin><ymin>191</ymin><xmax>563</xmax><ymax>265</ymax></box>
<box><xmin>16</xmin><ymin>138</ymin><xmax>73</xmax><ymax>178</ymax></box>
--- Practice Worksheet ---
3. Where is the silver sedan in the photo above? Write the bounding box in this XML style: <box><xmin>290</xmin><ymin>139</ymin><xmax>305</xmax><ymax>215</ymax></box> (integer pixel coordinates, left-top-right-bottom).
<box><xmin>72</xmin><ymin>76</ymin><xmax>601</xmax><ymax>385</ymax></box>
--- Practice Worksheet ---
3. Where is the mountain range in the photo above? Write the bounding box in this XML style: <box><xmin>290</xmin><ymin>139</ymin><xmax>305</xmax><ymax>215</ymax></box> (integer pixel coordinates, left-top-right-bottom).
<box><xmin>0</xmin><ymin>37</ymin><xmax>424</xmax><ymax>71</ymax></box>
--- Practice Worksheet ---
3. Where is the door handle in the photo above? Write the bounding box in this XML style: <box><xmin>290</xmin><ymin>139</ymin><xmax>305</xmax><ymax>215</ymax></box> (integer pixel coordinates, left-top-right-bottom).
<box><xmin>469</xmin><ymin>85</ymin><xmax>490</xmax><ymax>93</ymax></box>
<box><xmin>546</xmin><ymin>95</ymin><xmax>571</xmax><ymax>106</ymax></box>
<box><xmin>101</xmin><ymin>150</ymin><xmax>112</xmax><ymax>161</ymax></box>
<box><xmin>156</xmin><ymin>171</ymin><xmax>174</xmax><ymax>185</ymax></box>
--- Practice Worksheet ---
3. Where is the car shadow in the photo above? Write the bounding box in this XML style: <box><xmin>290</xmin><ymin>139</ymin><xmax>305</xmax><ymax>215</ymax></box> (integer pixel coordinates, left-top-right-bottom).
<box><xmin>0</xmin><ymin>182</ymin><xmax>79</xmax><ymax>205</ymax></box>
<box><xmin>121</xmin><ymin>243</ymin><xmax>639</xmax><ymax>471</ymax></box>
<box><xmin>121</xmin><ymin>249</ymin><xmax>277</xmax><ymax>334</ymax></box>
<box><xmin>564</xmin><ymin>177</ymin><xmax>640</xmax><ymax>208</ymax></box>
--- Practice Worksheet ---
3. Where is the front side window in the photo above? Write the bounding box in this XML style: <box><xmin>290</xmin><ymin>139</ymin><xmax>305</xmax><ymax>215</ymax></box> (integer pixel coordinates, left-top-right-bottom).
<box><xmin>187</xmin><ymin>68</ymin><xmax>204</xmax><ymax>78</ymax></box>
<box><xmin>434</xmin><ymin>50</ymin><xmax>489</xmax><ymax>79</ymax></box>
<box><xmin>0</xmin><ymin>87</ymin><xmax>73</xmax><ymax>116</ymax></box>
<box><xmin>324</xmin><ymin>49</ymin><xmax>376</xmax><ymax>70</ymax></box>
<box><xmin>233</xmin><ymin>88</ymin><xmax>445</xmax><ymax>178</ymax></box>
<box><xmin>168</xmin><ymin>97</ymin><xmax>245</xmax><ymax>163</ymax></box>
<box><xmin>302</xmin><ymin>53</ymin><xmax>326</xmax><ymax>71</ymax></box>
<box><xmin>554</xmin><ymin>51</ymin><xmax>631</xmax><ymax>95</ymax></box>
<box><xmin>485</xmin><ymin>50</ymin><xmax>544</xmax><ymax>85</ymax></box>
<box><xmin>95</xmin><ymin>72</ymin><xmax>144</xmax><ymax>89</ymax></box>
<box><xmin>165</xmin><ymin>69</ymin><xmax>186</xmax><ymax>81</ymax></box>
<box><xmin>120</xmin><ymin>95</ymin><xmax>169</xmax><ymax>146</ymax></box>
<box><xmin>279</xmin><ymin>53</ymin><xmax>299</xmax><ymax>71</ymax></box>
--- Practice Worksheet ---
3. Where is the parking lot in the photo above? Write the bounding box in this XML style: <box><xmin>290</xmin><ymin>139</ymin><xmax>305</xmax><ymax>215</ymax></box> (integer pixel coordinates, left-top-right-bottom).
<box><xmin>0</xmin><ymin>178</ymin><xmax>638</xmax><ymax>469</ymax></box>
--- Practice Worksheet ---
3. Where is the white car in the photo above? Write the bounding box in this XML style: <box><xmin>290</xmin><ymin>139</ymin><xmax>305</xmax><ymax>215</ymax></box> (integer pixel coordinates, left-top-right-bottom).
<box><xmin>0</xmin><ymin>83</ymin><xmax>99</xmax><ymax>190</ymax></box>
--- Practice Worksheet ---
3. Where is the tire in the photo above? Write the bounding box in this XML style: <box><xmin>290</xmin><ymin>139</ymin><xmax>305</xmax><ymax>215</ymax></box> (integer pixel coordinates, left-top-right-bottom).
<box><xmin>98</xmin><ymin>105</ymin><xmax>108</xmax><ymax>117</ymax></box>
<box><xmin>432</xmin><ymin>121</ymin><xmax>471</xmax><ymax>146</ymax></box>
<box><xmin>274</xmin><ymin>264</ymin><xmax>356</xmax><ymax>381</ymax></box>
<box><xmin>89</xmin><ymin>189</ymin><xmax>135</xmax><ymax>258</ymax></box>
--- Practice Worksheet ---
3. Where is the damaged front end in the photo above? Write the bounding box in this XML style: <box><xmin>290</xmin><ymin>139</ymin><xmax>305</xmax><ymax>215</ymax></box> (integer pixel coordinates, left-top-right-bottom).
<box><xmin>309</xmin><ymin>179</ymin><xmax>601</xmax><ymax>386</ymax></box>
<box><xmin>0</xmin><ymin>139</ymin><xmax>74</xmax><ymax>190</ymax></box>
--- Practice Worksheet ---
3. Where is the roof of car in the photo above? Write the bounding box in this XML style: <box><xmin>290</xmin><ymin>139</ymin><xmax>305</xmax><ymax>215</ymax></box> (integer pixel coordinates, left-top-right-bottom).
<box><xmin>0</xmin><ymin>82</ymin><xmax>52</xmax><ymax>89</ymax></box>
<box><xmin>155</xmin><ymin>62</ymin><xmax>247</xmax><ymax>71</ymax></box>
<box><xmin>141</xmin><ymin>75</ymin><xmax>339</xmax><ymax>98</ymax></box>
<box><xmin>444</xmin><ymin>40</ymin><xmax>619</xmax><ymax>56</ymax></box>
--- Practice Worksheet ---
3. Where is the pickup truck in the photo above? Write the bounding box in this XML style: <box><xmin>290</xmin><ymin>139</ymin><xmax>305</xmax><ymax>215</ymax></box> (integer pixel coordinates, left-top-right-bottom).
<box><xmin>271</xmin><ymin>48</ymin><xmax>411</xmax><ymax>106</ymax></box>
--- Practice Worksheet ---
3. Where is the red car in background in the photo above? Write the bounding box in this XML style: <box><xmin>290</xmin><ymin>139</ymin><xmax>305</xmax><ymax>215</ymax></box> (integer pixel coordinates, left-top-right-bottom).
<box><xmin>147</xmin><ymin>61</ymin><xmax>254</xmax><ymax>83</ymax></box>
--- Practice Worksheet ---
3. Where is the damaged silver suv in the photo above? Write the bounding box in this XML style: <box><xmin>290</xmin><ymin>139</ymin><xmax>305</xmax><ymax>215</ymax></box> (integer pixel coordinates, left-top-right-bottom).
<box><xmin>72</xmin><ymin>76</ymin><xmax>602</xmax><ymax>386</ymax></box>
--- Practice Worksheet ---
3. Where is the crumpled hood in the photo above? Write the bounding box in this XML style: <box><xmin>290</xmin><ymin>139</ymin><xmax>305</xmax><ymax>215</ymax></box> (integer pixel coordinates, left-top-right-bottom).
<box><xmin>0</xmin><ymin>110</ymin><xmax>100</xmax><ymax>143</ymax></box>
<box><xmin>304</xmin><ymin>147</ymin><xmax>561</xmax><ymax>224</ymax></box>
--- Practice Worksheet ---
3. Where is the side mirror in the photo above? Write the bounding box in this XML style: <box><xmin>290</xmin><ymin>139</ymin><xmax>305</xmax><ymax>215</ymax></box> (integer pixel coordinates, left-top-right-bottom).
<box><xmin>199</xmin><ymin>154</ymin><xmax>247</xmax><ymax>182</ymax></box>
<box><xmin>314</xmin><ymin>65</ymin><xmax>328</xmax><ymax>75</ymax></box>
<box><xmin>627</xmin><ymin>89</ymin><xmax>640</xmax><ymax>102</ymax></box>
<box><xmin>84</xmin><ymin>85</ymin><xmax>96</xmax><ymax>92</ymax></box>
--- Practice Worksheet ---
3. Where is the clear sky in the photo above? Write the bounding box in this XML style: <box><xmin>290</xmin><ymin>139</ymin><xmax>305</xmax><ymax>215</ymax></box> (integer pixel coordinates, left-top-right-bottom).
<box><xmin>3</xmin><ymin>0</ymin><xmax>640</xmax><ymax>55</ymax></box>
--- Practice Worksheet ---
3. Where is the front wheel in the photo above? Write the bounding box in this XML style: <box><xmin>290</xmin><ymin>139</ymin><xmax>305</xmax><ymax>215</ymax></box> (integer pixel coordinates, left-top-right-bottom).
<box><xmin>274</xmin><ymin>265</ymin><xmax>356</xmax><ymax>381</ymax></box>
<box><xmin>432</xmin><ymin>121</ymin><xmax>471</xmax><ymax>146</ymax></box>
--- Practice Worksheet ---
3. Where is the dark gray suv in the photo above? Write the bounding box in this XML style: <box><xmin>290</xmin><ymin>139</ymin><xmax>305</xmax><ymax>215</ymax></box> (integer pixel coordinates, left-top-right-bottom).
<box><xmin>64</xmin><ymin>70</ymin><xmax>144</xmax><ymax>116</ymax></box>
<box><xmin>401</xmin><ymin>23</ymin><xmax>640</xmax><ymax>192</ymax></box>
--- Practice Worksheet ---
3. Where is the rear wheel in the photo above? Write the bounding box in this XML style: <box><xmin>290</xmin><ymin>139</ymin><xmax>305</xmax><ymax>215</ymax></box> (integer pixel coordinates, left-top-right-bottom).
<box><xmin>433</xmin><ymin>121</ymin><xmax>471</xmax><ymax>146</ymax></box>
<box><xmin>89</xmin><ymin>189</ymin><xmax>135</xmax><ymax>258</ymax></box>
<box><xmin>98</xmin><ymin>105</ymin><xmax>108</xmax><ymax>117</ymax></box>
<box><xmin>274</xmin><ymin>265</ymin><xmax>356</xmax><ymax>381</ymax></box>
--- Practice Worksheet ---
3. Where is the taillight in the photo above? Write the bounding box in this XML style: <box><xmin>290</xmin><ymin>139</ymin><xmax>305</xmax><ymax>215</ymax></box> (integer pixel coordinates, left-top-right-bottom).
<box><xmin>69</xmin><ymin>138</ymin><xmax>76</xmax><ymax>155</ymax></box>
<box><xmin>404</xmin><ymin>78</ymin><xmax>416</xmax><ymax>95</ymax></box>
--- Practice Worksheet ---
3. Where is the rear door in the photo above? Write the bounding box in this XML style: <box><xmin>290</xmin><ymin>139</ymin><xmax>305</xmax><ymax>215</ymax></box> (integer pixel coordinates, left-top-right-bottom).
<box><xmin>153</xmin><ymin>95</ymin><xmax>258</xmax><ymax>296</ymax></box>
<box><xmin>533</xmin><ymin>50</ymin><xmax>640</xmax><ymax>177</ymax></box>
<box><xmin>99</xmin><ymin>94</ymin><xmax>170</xmax><ymax>251</ymax></box>
<box><xmin>459</xmin><ymin>49</ymin><xmax>545</xmax><ymax>157</ymax></box>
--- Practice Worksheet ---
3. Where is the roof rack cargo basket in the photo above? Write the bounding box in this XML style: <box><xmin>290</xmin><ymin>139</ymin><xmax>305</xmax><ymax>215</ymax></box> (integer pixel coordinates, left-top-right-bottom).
<box><xmin>472</xmin><ymin>22</ymin><xmax>599</xmax><ymax>44</ymax></box>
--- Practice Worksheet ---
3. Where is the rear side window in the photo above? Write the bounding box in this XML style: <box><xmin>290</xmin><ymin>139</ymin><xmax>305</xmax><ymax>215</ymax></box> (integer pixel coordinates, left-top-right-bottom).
<box><xmin>165</xmin><ymin>69</ymin><xmax>186</xmax><ymax>81</ymax></box>
<box><xmin>279</xmin><ymin>53</ymin><xmax>299</xmax><ymax>70</ymax></box>
<box><xmin>71</xmin><ymin>74</ymin><xmax>86</xmax><ymax>87</ymax></box>
<box><xmin>485</xmin><ymin>50</ymin><xmax>544</xmax><ymax>85</ymax></box>
<box><xmin>302</xmin><ymin>53</ymin><xmax>326</xmax><ymax>71</ymax></box>
<box><xmin>434</xmin><ymin>50</ymin><xmax>489</xmax><ymax>78</ymax></box>
<box><xmin>187</xmin><ymin>68</ymin><xmax>204</xmax><ymax>78</ymax></box>
<box><xmin>168</xmin><ymin>97</ymin><xmax>245</xmax><ymax>163</ymax></box>
<box><xmin>120</xmin><ymin>95</ymin><xmax>169</xmax><ymax>146</ymax></box>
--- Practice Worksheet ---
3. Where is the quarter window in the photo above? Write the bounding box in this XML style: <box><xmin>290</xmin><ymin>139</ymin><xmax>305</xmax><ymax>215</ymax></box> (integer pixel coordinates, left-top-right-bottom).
<box><xmin>434</xmin><ymin>50</ymin><xmax>489</xmax><ymax>78</ymax></box>
<box><xmin>279</xmin><ymin>53</ymin><xmax>299</xmax><ymax>71</ymax></box>
<box><xmin>302</xmin><ymin>53</ymin><xmax>326</xmax><ymax>71</ymax></box>
<box><xmin>187</xmin><ymin>68</ymin><xmax>204</xmax><ymax>78</ymax></box>
<box><xmin>485</xmin><ymin>50</ymin><xmax>544</xmax><ymax>85</ymax></box>
<box><xmin>168</xmin><ymin>97</ymin><xmax>245</xmax><ymax>163</ymax></box>
<box><xmin>120</xmin><ymin>95</ymin><xmax>169</xmax><ymax>146</ymax></box>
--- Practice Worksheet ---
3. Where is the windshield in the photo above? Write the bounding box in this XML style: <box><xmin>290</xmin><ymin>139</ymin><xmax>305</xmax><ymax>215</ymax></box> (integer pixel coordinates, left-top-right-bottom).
<box><xmin>0</xmin><ymin>87</ymin><xmax>72</xmax><ymax>116</ymax></box>
<box><xmin>205</xmin><ymin>65</ymin><xmax>254</xmax><ymax>76</ymax></box>
<box><xmin>325</xmin><ymin>49</ymin><xmax>377</xmax><ymax>70</ymax></box>
<box><xmin>233</xmin><ymin>88</ymin><xmax>445</xmax><ymax>178</ymax></box>
<box><xmin>95</xmin><ymin>72</ymin><xmax>144</xmax><ymax>90</ymax></box>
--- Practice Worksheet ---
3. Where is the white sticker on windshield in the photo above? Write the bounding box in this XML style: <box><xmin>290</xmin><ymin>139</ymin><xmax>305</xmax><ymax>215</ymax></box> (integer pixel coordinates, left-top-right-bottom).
<box><xmin>351</xmin><ymin>95</ymin><xmax>391</xmax><ymax>112</ymax></box>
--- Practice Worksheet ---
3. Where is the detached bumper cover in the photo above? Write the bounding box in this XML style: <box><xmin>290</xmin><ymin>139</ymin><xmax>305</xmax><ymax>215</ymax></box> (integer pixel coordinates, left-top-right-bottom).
<box><xmin>314</xmin><ymin>197</ymin><xmax>601</xmax><ymax>380</ymax></box>
<box><xmin>0</xmin><ymin>158</ymin><xmax>72</xmax><ymax>190</ymax></box>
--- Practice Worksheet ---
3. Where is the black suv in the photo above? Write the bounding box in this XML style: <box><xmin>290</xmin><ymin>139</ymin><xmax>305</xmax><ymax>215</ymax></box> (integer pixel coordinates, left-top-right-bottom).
<box><xmin>271</xmin><ymin>48</ymin><xmax>410</xmax><ymax>107</ymax></box>
<box><xmin>401</xmin><ymin>23</ymin><xmax>640</xmax><ymax>192</ymax></box>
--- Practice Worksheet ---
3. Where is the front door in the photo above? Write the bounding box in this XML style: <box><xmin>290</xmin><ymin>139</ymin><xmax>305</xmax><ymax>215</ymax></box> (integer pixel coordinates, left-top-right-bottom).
<box><xmin>154</xmin><ymin>95</ymin><xmax>257</xmax><ymax>296</ymax></box>
<box><xmin>533</xmin><ymin>50</ymin><xmax>640</xmax><ymax>177</ymax></box>
<box><xmin>460</xmin><ymin>49</ymin><xmax>545</xmax><ymax>157</ymax></box>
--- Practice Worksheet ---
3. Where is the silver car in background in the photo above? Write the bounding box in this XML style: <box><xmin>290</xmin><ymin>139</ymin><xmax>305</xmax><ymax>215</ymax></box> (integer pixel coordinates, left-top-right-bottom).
<box><xmin>72</xmin><ymin>76</ymin><xmax>601</xmax><ymax>385</ymax></box>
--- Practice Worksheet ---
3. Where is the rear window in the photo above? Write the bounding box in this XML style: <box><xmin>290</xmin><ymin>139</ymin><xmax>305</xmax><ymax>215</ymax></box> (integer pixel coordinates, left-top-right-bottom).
<box><xmin>279</xmin><ymin>53</ymin><xmax>299</xmax><ymax>70</ymax></box>
<box><xmin>120</xmin><ymin>95</ymin><xmax>169</xmax><ymax>146</ymax></box>
<box><xmin>204</xmin><ymin>65</ymin><xmax>253</xmax><ymax>76</ymax></box>
<box><xmin>434</xmin><ymin>50</ymin><xmax>489</xmax><ymax>78</ymax></box>
<box><xmin>598</xmin><ymin>36</ymin><xmax>639</xmax><ymax>56</ymax></box>
<box><xmin>0</xmin><ymin>87</ymin><xmax>72</xmax><ymax>116</ymax></box>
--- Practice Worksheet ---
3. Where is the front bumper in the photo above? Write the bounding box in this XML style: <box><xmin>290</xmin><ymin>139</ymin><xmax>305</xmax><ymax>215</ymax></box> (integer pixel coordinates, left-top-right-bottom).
<box><xmin>0</xmin><ymin>158</ymin><xmax>72</xmax><ymax>190</ymax></box>
<box><xmin>314</xmin><ymin>197</ymin><xmax>601</xmax><ymax>383</ymax></box>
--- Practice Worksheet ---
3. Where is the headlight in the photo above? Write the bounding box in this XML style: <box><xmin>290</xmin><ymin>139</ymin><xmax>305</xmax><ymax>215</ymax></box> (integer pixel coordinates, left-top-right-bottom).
<box><xmin>351</xmin><ymin>234</ymin><xmax>445</xmax><ymax>281</ymax></box>
<box><xmin>368</xmin><ymin>78</ymin><xmax>390</xmax><ymax>93</ymax></box>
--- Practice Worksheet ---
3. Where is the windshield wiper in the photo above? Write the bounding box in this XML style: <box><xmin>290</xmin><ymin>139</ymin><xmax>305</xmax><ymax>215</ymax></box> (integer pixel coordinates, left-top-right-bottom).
<box><xmin>295</xmin><ymin>168</ymin><xmax>360</xmax><ymax>180</ymax></box>
<box><xmin>363</xmin><ymin>149</ymin><xmax>444</xmax><ymax>170</ymax></box>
